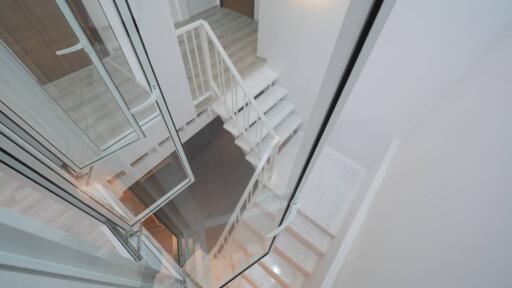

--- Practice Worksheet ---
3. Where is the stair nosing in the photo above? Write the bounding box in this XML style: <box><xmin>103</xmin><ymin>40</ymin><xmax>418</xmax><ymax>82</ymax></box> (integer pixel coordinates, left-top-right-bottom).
<box><xmin>240</xmin><ymin>219</ymin><xmax>314</xmax><ymax>276</ymax></box>
<box><xmin>224</xmin><ymin>86</ymin><xmax>288</xmax><ymax>136</ymax></box>
<box><xmin>246</xmin><ymin>114</ymin><xmax>302</xmax><ymax>166</ymax></box>
<box><xmin>211</xmin><ymin>68</ymin><xmax>280</xmax><ymax>119</ymax></box>
<box><xmin>234</xmin><ymin>99</ymin><xmax>294</xmax><ymax>152</ymax></box>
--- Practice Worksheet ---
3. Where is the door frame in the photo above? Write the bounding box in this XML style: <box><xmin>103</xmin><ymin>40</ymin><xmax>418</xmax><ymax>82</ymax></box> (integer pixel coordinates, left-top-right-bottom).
<box><xmin>0</xmin><ymin>0</ymin><xmax>194</xmax><ymax>230</ymax></box>
<box><xmin>220</xmin><ymin>0</ymin><xmax>255</xmax><ymax>19</ymax></box>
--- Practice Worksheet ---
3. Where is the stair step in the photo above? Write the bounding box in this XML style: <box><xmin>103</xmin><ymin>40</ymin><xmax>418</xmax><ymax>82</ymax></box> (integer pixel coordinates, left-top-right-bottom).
<box><xmin>212</xmin><ymin>68</ymin><xmax>280</xmax><ymax>119</ymax></box>
<box><xmin>235</xmin><ymin>99</ymin><xmax>295</xmax><ymax>152</ymax></box>
<box><xmin>241</xmin><ymin>208</ymin><xmax>319</xmax><ymax>276</ymax></box>
<box><xmin>274</xmin><ymin>231</ymin><xmax>319</xmax><ymax>275</ymax></box>
<box><xmin>224</xmin><ymin>85</ymin><xmax>287</xmax><ymax>137</ymax></box>
<box><xmin>254</xmin><ymin>194</ymin><xmax>333</xmax><ymax>256</ymax></box>
<box><xmin>246</xmin><ymin>115</ymin><xmax>302</xmax><ymax>166</ymax></box>
<box><xmin>260</xmin><ymin>252</ymin><xmax>306</xmax><ymax>288</ymax></box>
<box><xmin>244</xmin><ymin>262</ymin><xmax>283</xmax><ymax>288</ymax></box>
<box><xmin>239</xmin><ymin>56</ymin><xmax>267</xmax><ymax>79</ymax></box>
<box><xmin>231</xmin><ymin>223</ymin><xmax>268</xmax><ymax>257</ymax></box>
<box><xmin>227</xmin><ymin>277</ymin><xmax>255</xmax><ymax>288</ymax></box>
<box><xmin>231</xmin><ymin>249</ymin><xmax>250</xmax><ymax>276</ymax></box>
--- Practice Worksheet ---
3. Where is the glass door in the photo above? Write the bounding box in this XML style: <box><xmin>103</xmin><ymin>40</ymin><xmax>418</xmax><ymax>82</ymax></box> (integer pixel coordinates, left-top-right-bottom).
<box><xmin>0</xmin><ymin>0</ymin><xmax>193</xmax><ymax>227</ymax></box>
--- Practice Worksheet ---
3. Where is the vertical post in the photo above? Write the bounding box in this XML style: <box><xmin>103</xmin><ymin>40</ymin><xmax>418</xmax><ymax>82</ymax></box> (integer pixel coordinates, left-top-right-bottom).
<box><xmin>199</xmin><ymin>26</ymin><xmax>215</xmax><ymax>93</ymax></box>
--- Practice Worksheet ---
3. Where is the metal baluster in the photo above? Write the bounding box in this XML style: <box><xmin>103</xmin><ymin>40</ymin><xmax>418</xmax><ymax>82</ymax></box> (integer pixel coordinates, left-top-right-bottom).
<box><xmin>232</xmin><ymin>74</ymin><xmax>238</xmax><ymax>119</ymax></box>
<box><xmin>191</xmin><ymin>29</ymin><xmax>206</xmax><ymax>95</ymax></box>
<box><xmin>220</xmin><ymin>59</ymin><xmax>227</xmax><ymax>113</ymax></box>
<box><xmin>199</xmin><ymin>27</ymin><xmax>214</xmax><ymax>92</ymax></box>
<box><xmin>214</xmin><ymin>49</ymin><xmax>222</xmax><ymax>100</ymax></box>
<box><xmin>183</xmin><ymin>31</ymin><xmax>199</xmax><ymax>100</ymax></box>
<box><xmin>230</xmin><ymin>72</ymin><xmax>235</xmax><ymax>120</ymax></box>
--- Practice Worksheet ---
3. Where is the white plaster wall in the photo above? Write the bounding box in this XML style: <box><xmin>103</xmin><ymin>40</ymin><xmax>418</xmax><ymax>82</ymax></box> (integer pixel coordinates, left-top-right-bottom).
<box><xmin>254</xmin><ymin>0</ymin><xmax>260</xmax><ymax>20</ymax></box>
<box><xmin>168</xmin><ymin>0</ymin><xmax>191</xmax><ymax>22</ymax></box>
<box><xmin>128</xmin><ymin>0</ymin><xmax>196</xmax><ymax>128</ymax></box>
<box><xmin>257</xmin><ymin>0</ymin><xmax>352</xmax><ymax>125</ymax></box>
<box><xmin>81</xmin><ymin>0</ymin><xmax>148</xmax><ymax>88</ymax></box>
<box><xmin>331</xmin><ymin>1</ymin><xmax>512</xmax><ymax>287</ymax></box>
<box><xmin>184</xmin><ymin>0</ymin><xmax>216</xmax><ymax>18</ymax></box>
<box><xmin>329</xmin><ymin>0</ymin><xmax>512</xmax><ymax>169</ymax></box>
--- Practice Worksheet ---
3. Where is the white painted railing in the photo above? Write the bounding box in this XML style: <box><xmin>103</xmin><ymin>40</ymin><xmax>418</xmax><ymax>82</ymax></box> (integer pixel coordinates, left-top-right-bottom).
<box><xmin>176</xmin><ymin>20</ymin><xmax>281</xmax><ymax>259</ymax></box>
<box><xmin>176</xmin><ymin>20</ymin><xmax>279</xmax><ymax>158</ymax></box>
<box><xmin>212</xmin><ymin>137</ymin><xmax>279</xmax><ymax>258</ymax></box>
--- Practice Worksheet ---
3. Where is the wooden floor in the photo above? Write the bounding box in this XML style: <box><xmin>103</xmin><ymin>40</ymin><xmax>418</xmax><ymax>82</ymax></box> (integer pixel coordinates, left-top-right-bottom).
<box><xmin>176</xmin><ymin>7</ymin><xmax>264</xmax><ymax>78</ymax></box>
<box><xmin>43</xmin><ymin>49</ymin><xmax>155</xmax><ymax>149</ymax></box>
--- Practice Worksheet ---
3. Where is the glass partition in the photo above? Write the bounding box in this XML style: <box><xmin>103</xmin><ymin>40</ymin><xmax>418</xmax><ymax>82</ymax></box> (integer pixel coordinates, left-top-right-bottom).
<box><xmin>0</xmin><ymin>0</ymin><xmax>375</xmax><ymax>286</ymax></box>
<box><xmin>0</xmin><ymin>161</ymin><xmax>184</xmax><ymax>288</ymax></box>
<box><xmin>0</xmin><ymin>0</ymin><xmax>193</xmax><ymax>227</ymax></box>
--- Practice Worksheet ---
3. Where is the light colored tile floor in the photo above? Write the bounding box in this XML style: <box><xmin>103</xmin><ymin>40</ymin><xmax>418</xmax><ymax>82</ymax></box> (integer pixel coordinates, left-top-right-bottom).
<box><xmin>0</xmin><ymin>168</ymin><xmax>122</xmax><ymax>257</ymax></box>
<box><xmin>43</xmin><ymin>49</ymin><xmax>154</xmax><ymax>149</ymax></box>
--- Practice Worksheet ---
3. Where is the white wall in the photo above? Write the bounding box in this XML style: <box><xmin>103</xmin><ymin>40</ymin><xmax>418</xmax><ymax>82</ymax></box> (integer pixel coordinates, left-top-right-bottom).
<box><xmin>81</xmin><ymin>0</ymin><xmax>148</xmax><ymax>88</ymax></box>
<box><xmin>168</xmin><ymin>0</ymin><xmax>189</xmax><ymax>22</ymax></box>
<box><xmin>184</xmin><ymin>0</ymin><xmax>216</xmax><ymax>18</ymax></box>
<box><xmin>332</xmin><ymin>1</ymin><xmax>512</xmax><ymax>287</ymax></box>
<box><xmin>257</xmin><ymin>0</ymin><xmax>352</xmax><ymax>125</ymax></box>
<box><xmin>254</xmin><ymin>0</ymin><xmax>260</xmax><ymax>20</ymax></box>
<box><xmin>128</xmin><ymin>0</ymin><xmax>196</xmax><ymax>128</ymax></box>
<box><xmin>330</xmin><ymin>0</ymin><xmax>512</xmax><ymax>169</ymax></box>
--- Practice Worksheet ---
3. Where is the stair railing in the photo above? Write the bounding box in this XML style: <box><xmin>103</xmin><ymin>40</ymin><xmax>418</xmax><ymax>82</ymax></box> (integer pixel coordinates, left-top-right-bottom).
<box><xmin>176</xmin><ymin>20</ymin><xmax>280</xmax><ymax>260</ymax></box>
<box><xmin>176</xmin><ymin>20</ymin><xmax>279</xmax><ymax>158</ymax></box>
<box><xmin>212</xmin><ymin>137</ymin><xmax>279</xmax><ymax>258</ymax></box>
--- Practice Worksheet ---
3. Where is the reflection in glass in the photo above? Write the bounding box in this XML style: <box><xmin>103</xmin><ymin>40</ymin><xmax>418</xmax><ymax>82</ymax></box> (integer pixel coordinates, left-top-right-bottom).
<box><xmin>0</xmin><ymin>0</ymin><xmax>190</xmax><ymax>225</ymax></box>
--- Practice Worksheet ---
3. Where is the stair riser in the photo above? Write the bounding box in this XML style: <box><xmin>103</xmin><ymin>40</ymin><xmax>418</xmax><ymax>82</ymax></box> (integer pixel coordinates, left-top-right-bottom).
<box><xmin>235</xmin><ymin>100</ymin><xmax>295</xmax><ymax>153</ymax></box>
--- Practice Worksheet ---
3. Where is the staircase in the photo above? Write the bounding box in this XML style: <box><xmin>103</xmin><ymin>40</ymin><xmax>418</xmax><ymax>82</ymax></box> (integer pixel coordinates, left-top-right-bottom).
<box><xmin>215</xmin><ymin>190</ymin><xmax>335</xmax><ymax>288</ymax></box>
<box><xmin>176</xmin><ymin>8</ymin><xmax>334</xmax><ymax>288</ymax></box>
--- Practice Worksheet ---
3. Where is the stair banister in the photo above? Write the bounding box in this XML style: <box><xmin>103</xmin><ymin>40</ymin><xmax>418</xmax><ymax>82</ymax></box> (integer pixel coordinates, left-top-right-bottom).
<box><xmin>177</xmin><ymin>20</ymin><xmax>282</xmax><ymax>260</ymax></box>
<box><xmin>210</xmin><ymin>137</ymin><xmax>279</xmax><ymax>258</ymax></box>
<box><xmin>176</xmin><ymin>20</ymin><xmax>279</xmax><ymax>153</ymax></box>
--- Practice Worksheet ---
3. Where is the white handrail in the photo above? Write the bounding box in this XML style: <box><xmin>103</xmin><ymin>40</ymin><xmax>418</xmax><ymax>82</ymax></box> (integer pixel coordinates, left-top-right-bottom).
<box><xmin>176</xmin><ymin>20</ymin><xmax>278</xmax><ymax>154</ymax></box>
<box><xmin>211</xmin><ymin>137</ymin><xmax>279</xmax><ymax>257</ymax></box>
<box><xmin>176</xmin><ymin>20</ymin><xmax>282</xmax><ymax>258</ymax></box>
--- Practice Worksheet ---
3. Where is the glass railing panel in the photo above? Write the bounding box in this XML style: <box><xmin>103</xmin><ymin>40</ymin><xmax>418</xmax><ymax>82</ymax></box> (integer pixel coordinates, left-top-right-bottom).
<box><xmin>0</xmin><ymin>161</ymin><xmax>185</xmax><ymax>288</ymax></box>
<box><xmin>0</xmin><ymin>163</ymin><xmax>122</xmax><ymax>257</ymax></box>
<box><xmin>67</xmin><ymin>0</ymin><xmax>158</xmax><ymax>123</ymax></box>
<box><xmin>0</xmin><ymin>0</ymin><xmax>193</xmax><ymax>227</ymax></box>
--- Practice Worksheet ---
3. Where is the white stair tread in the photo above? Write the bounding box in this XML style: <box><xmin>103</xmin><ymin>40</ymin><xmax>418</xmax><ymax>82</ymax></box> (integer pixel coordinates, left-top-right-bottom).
<box><xmin>260</xmin><ymin>252</ymin><xmax>306</xmax><ymax>287</ymax></box>
<box><xmin>224</xmin><ymin>86</ymin><xmax>288</xmax><ymax>136</ymax></box>
<box><xmin>212</xmin><ymin>67</ymin><xmax>279</xmax><ymax>119</ymax></box>
<box><xmin>246</xmin><ymin>115</ymin><xmax>302</xmax><ymax>166</ymax></box>
<box><xmin>244</xmin><ymin>262</ymin><xmax>282</xmax><ymax>288</ymax></box>
<box><xmin>231</xmin><ymin>248</ymin><xmax>250</xmax><ymax>274</ymax></box>
<box><xmin>255</xmin><ymin>193</ymin><xmax>333</xmax><ymax>255</ymax></box>
<box><xmin>288</xmin><ymin>211</ymin><xmax>332</xmax><ymax>254</ymax></box>
<box><xmin>275</xmin><ymin>231</ymin><xmax>319</xmax><ymax>275</ymax></box>
<box><xmin>231</xmin><ymin>223</ymin><xmax>267</xmax><ymax>257</ymax></box>
<box><xmin>243</xmin><ymin>211</ymin><xmax>318</xmax><ymax>277</ymax></box>
<box><xmin>227</xmin><ymin>277</ymin><xmax>254</xmax><ymax>288</ymax></box>
<box><xmin>245</xmin><ymin>67</ymin><xmax>279</xmax><ymax>96</ymax></box>
<box><xmin>235</xmin><ymin>99</ymin><xmax>295</xmax><ymax>152</ymax></box>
